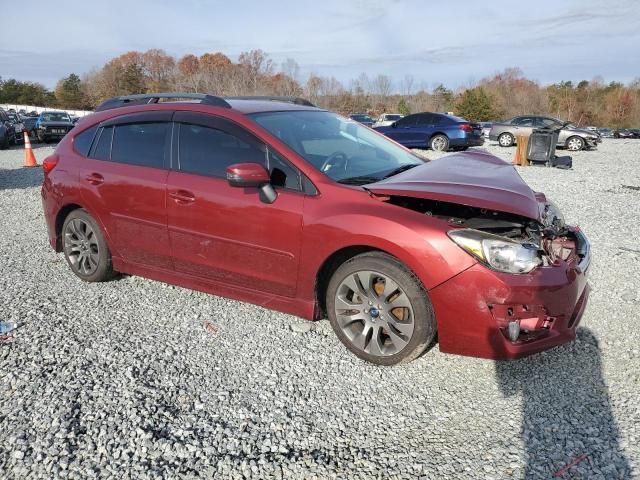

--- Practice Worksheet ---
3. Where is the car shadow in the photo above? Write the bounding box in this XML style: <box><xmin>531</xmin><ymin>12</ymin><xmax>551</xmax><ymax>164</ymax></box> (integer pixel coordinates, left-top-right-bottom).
<box><xmin>0</xmin><ymin>165</ymin><xmax>43</xmax><ymax>190</ymax></box>
<box><xmin>494</xmin><ymin>328</ymin><xmax>632</xmax><ymax>478</ymax></box>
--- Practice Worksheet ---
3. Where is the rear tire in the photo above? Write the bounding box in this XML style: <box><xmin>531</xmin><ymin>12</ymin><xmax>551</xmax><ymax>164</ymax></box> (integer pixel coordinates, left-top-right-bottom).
<box><xmin>62</xmin><ymin>209</ymin><xmax>115</xmax><ymax>282</ymax></box>
<box><xmin>430</xmin><ymin>134</ymin><xmax>449</xmax><ymax>152</ymax></box>
<box><xmin>498</xmin><ymin>132</ymin><xmax>515</xmax><ymax>147</ymax></box>
<box><xmin>326</xmin><ymin>252</ymin><xmax>436</xmax><ymax>365</ymax></box>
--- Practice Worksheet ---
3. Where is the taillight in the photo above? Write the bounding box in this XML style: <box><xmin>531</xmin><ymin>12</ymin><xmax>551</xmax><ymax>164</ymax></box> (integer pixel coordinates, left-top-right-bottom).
<box><xmin>459</xmin><ymin>123</ymin><xmax>473</xmax><ymax>133</ymax></box>
<box><xmin>42</xmin><ymin>155</ymin><xmax>59</xmax><ymax>174</ymax></box>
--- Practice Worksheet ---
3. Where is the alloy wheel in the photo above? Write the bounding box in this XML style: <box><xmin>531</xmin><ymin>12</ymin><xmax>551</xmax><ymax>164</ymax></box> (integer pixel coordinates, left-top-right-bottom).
<box><xmin>567</xmin><ymin>137</ymin><xmax>584</xmax><ymax>151</ymax></box>
<box><xmin>431</xmin><ymin>136</ymin><xmax>448</xmax><ymax>151</ymax></box>
<box><xmin>499</xmin><ymin>133</ymin><xmax>513</xmax><ymax>147</ymax></box>
<box><xmin>334</xmin><ymin>270</ymin><xmax>415</xmax><ymax>357</ymax></box>
<box><xmin>64</xmin><ymin>218</ymin><xmax>100</xmax><ymax>276</ymax></box>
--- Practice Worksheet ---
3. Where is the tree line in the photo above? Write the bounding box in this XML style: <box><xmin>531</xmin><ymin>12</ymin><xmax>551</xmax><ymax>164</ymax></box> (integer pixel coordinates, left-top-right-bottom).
<box><xmin>1</xmin><ymin>49</ymin><xmax>639</xmax><ymax>127</ymax></box>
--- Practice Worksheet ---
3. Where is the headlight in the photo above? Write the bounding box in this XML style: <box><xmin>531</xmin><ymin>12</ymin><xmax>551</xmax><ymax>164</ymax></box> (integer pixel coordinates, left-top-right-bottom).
<box><xmin>541</xmin><ymin>200</ymin><xmax>565</xmax><ymax>230</ymax></box>
<box><xmin>448</xmin><ymin>229</ymin><xmax>541</xmax><ymax>274</ymax></box>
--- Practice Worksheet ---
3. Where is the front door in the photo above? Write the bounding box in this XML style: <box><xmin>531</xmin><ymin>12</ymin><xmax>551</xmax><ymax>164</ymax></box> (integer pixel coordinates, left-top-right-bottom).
<box><xmin>166</xmin><ymin>112</ymin><xmax>304</xmax><ymax>297</ymax></box>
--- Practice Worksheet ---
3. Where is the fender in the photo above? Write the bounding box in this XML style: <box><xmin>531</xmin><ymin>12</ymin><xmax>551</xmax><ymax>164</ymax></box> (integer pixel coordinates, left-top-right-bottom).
<box><xmin>296</xmin><ymin>203</ymin><xmax>477</xmax><ymax>305</ymax></box>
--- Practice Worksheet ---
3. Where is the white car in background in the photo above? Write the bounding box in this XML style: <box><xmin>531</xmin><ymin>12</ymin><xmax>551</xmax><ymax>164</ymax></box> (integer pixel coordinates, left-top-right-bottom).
<box><xmin>373</xmin><ymin>113</ymin><xmax>403</xmax><ymax>128</ymax></box>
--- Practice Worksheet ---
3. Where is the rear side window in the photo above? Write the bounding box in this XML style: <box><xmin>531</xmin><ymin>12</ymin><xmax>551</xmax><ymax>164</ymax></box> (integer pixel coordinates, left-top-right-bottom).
<box><xmin>177</xmin><ymin>123</ymin><xmax>265</xmax><ymax>178</ymax></box>
<box><xmin>74</xmin><ymin>126</ymin><xmax>98</xmax><ymax>156</ymax></box>
<box><xmin>111</xmin><ymin>122</ymin><xmax>168</xmax><ymax>168</ymax></box>
<box><xmin>91</xmin><ymin>126</ymin><xmax>113</xmax><ymax>161</ymax></box>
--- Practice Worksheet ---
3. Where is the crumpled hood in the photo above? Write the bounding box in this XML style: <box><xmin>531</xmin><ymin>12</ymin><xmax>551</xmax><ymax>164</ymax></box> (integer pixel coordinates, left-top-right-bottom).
<box><xmin>365</xmin><ymin>150</ymin><xmax>541</xmax><ymax>220</ymax></box>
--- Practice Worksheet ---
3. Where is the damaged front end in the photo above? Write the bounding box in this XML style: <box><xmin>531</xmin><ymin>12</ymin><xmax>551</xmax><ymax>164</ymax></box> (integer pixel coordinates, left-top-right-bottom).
<box><xmin>386</xmin><ymin>195</ymin><xmax>587</xmax><ymax>273</ymax></box>
<box><xmin>384</xmin><ymin>195</ymin><xmax>591</xmax><ymax>355</ymax></box>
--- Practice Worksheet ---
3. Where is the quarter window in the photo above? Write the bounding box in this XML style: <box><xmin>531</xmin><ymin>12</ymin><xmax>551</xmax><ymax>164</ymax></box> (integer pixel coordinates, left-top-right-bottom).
<box><xmin>90</xmin><ymin>126</ymin><xmax>113</xmax><ymax>161</ymax></box>
<box><xmin>74</xmin><ymin>126</ymin><xmax>98</xmax><ymax>156</ymax></box>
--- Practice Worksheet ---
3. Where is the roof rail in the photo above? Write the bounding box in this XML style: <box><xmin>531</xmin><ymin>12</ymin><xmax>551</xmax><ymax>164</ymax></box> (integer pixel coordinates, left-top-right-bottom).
<box><xmin>225</xmin><ymin>96</ymin><xmax>316</xmax><ymax>107</ymax></box>
<box><xmin>95</xmin><ymin>92</ymin><xmax>232</xmax><ymax>112</ymax></box>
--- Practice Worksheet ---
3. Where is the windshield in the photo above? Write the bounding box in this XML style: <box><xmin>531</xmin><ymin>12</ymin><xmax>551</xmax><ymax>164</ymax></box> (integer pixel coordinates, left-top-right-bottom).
<box><xmin>251</xmin><ymin>110</ymin><xmax>424</xmax><ymax>184</ymax></box>
<box><xmin>383</xmin><ymin>114</ymin><xmax>402</xmax><ymax>121</ymax></box>
<box><xmin>40</xmin><ymin>112</ymin><xmax>71</xmax><ymax>122</ymax></box>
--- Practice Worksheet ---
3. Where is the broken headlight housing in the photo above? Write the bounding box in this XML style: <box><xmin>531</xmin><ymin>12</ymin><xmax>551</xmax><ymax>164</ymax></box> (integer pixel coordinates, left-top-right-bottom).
<box><xmin>541</xmin><ymin>200</ymin><xmax>565</xmax><ymax>231</ymax></box>
<box><xmin>448</xmin><ymin>229</ymin><xmax>542</xmax><ymax>274</ymax></box>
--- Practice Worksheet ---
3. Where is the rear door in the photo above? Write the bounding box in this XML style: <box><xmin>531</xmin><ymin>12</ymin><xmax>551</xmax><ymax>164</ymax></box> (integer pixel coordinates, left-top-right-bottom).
<box><xmin>166</xmin><ymin>112</ymin><xmax>304</xmax><ymax>297</ymax></box>
<box><xmin>79</xmin><ymin>111</ymin><xmax>173</xmax><ymax>270</ymax></box>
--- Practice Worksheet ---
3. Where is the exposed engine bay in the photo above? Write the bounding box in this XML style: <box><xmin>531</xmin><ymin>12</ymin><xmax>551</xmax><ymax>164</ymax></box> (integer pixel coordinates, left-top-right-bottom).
<box><xmin>386</xmin><ymin>196</ymin><xmax>578</xmax><ymax>267</ymax></box>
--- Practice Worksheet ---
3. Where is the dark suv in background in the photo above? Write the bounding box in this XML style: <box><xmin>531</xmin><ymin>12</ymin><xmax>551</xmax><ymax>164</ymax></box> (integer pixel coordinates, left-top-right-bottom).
<box><xmin>35</xmin><ymin>111</ymin><xmax>75</xmax><ymax>143</ymax></box>
<box><xmin>373</xmin><ymin>112</ymin><xmax>484</xmax><ymax>151</ymax></box>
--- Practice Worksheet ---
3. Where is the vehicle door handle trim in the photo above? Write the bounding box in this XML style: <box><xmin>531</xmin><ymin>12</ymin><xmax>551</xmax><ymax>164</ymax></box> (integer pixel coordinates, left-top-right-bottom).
<box><xmin>169</xmin><ymin>190</ymin><xmax>196</xmax><ymax>204</ymax></box>
<box><xmin>85</xmin><ymin>173</ymin><xmax>104</xmax><ymax>185</ymax></box>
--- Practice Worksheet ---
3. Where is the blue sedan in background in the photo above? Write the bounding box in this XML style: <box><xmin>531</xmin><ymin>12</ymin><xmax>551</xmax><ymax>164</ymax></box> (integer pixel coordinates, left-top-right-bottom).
<box><xmin>374</xmin><ymin>112</ymin><xmax>484</xmax><ymax>151</ymax></box>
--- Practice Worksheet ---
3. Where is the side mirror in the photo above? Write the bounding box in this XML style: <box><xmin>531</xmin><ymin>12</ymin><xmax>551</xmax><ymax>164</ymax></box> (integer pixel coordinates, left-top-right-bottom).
<box><xmin>391</xmin><ymin>121</ymin><xmax>398</xmax><ymax>128</ymax></box>
<box><xmin>225</xmin><ymin>162</ymin><xmax>277</xmax><ymax>204</ymax></box>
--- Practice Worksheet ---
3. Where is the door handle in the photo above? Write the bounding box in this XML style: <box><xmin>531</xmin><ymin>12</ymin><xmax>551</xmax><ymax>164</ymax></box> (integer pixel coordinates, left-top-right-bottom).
<box><xmin>169</xmin><ymin>190</ymin><xmax>196</xmax><ymax>204</ymax></box>
<box><xmin>85</xmin><ymin>173</ymin><xmax>104</xmax><ymax>185</ymax></box>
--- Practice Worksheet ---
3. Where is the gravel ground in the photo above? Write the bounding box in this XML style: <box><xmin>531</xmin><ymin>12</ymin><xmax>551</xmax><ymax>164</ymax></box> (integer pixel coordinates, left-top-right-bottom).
<box><xmin>1</xmin><ymin>139</ymin><xmax>639</xmax><ymax>479</ymax></box>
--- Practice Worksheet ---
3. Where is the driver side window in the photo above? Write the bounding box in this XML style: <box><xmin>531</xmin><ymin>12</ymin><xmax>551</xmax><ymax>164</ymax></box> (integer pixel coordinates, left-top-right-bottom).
<box><xmin>513</xmin><ymin>117</ymin><xmax>535</xmax><ymax>127</ymax></box>
<box><xmin>396</xmin><ymin>115</ymin><xmax>417</xmax><ymax>127</ymax></box>
<box><xmin>177</xmin><ymin>120</ymin><xmax>303</xmax><ymax>192</ymax></box>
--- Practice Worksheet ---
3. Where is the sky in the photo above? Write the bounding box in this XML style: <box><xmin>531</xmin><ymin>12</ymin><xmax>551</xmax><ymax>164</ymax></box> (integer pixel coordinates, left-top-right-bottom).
<box><xmin>1</xmin><ymin>0</ymin><xmax>639</xmax><ymax>91</ymax></box>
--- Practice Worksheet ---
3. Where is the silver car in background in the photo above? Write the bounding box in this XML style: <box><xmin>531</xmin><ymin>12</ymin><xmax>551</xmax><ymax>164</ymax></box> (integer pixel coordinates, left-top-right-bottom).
<box><xmin>489</xmin><ymin>116</ymin><xmax>601</xmax><ymax>151</ymax></box>
<box><xmin>373</xmin><ymin>113</ymin><xmax>403</xmax><ymax>128</ymax></box>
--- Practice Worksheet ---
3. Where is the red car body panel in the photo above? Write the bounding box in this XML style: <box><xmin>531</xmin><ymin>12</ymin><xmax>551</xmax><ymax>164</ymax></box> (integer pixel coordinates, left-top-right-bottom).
<box><xmin>41</xmin><ymin>101</ymin><xmax>590</xmax><ymax>361</ymax></box>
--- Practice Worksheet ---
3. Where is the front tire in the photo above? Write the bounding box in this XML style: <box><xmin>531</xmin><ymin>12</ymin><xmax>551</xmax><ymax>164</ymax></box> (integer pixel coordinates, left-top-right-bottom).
<box><xmin>498</xmin><ymin>132</ymin><xmax>515</xmax><ymax>147</ymax></box>
<box><xmin>326</xmin><ymin>252</ymin><xmax>436</xmax><ymax>365</ymax></box>
<box><xmin>430</xmin><ymin>134</ymin><xmax>449</xmax><ymax>152</ymax></box>
<box><xmin>62</xmin><ymin>209</ymin><xmax>115</xmax><ymax>282</ymax></box>
<box><xmin>566</xmin><ymin>136</ymin><xmax>585</xmax><ymax>151</ymax></box>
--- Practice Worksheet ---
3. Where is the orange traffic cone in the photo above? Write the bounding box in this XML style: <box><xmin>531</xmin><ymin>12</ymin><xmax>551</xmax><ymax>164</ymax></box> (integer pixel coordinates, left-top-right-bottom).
<box><xmin>23</xmin><ymin>130</ymin><xmax>38</xmax><ymax>168</ymax></box>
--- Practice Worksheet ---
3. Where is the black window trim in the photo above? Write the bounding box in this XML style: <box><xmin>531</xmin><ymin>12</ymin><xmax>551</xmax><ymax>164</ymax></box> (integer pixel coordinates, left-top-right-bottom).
<box><xmin>88</xmin><ymin>126</ymin><xmax>114</xmax><ymax>161</ymax></box>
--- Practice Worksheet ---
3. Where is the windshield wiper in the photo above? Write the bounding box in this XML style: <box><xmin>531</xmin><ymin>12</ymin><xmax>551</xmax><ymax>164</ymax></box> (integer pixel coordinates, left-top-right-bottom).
<box><xmin>382</xmin><ymin>164</ymin><xmax>419</xmax><ymax>179</ymax></box>
<box><xmin>337</xmin><ymin>176</ymin><xmax>381</xmax><ymax>186</ymax></box>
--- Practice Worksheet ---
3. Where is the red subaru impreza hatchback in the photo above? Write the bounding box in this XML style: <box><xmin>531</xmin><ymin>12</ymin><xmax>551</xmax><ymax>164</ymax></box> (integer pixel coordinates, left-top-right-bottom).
<box><xmin>41</xmin><ymin>93</ymin><xmax>590</xmax><ymax>365</ymax></box>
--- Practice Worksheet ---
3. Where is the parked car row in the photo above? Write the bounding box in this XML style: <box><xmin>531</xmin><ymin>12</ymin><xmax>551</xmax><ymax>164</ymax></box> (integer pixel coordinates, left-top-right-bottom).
<box><xmin>613</xmin><ymin>128</ymin><xmax>640</xmax><ymax>139</ymax></box>
<box><xmin>0</xmin><ymin>108</ymin><xmax>76</xmax><ymax>148</ymax></box>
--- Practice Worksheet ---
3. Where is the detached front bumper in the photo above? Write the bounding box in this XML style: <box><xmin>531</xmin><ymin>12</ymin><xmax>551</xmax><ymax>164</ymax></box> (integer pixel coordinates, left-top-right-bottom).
<box><xmin>585</xmin><ymin>137</ymin><xmax>601</xmax><ymax>148</ymax></box>
<box><xmin>430</xmin><ymin>230</ymin><xmax>590</xmax><ymax>360</ymax></box>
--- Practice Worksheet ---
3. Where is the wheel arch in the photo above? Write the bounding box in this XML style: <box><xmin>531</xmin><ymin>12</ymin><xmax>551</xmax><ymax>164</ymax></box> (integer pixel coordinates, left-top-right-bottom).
<box><xmin>54</xmin><ymin>202</ymin><xmax>114</xmax><ymax>254</ymax></box>
<box><xmin>314</xmin><ymin>245</ymin><xmax>405</xmax><ymax>319</ymax></box>
<box><xmin>428</xmin><ymin>131</ymin><xmax>449</xmax><ymax>141</ymax></box>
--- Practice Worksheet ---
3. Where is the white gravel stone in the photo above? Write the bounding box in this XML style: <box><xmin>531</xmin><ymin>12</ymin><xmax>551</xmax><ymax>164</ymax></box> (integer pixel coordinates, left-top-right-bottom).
<box><xmin>0</xmin><ymin>139</ymin><xmax>639</xmax><ymax>479</ymax></box>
